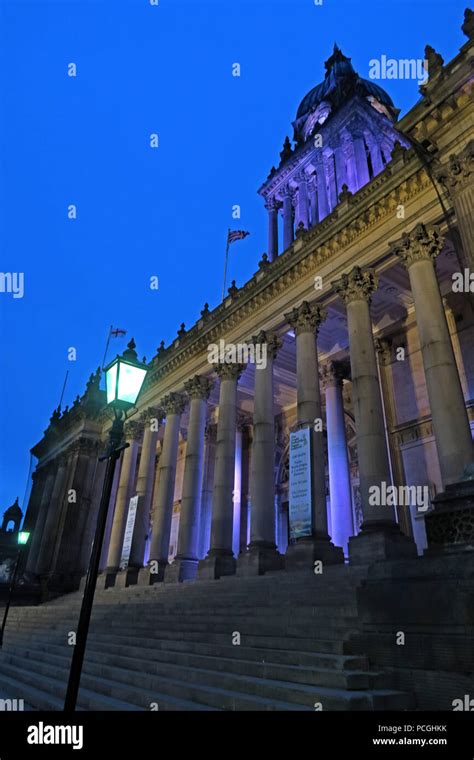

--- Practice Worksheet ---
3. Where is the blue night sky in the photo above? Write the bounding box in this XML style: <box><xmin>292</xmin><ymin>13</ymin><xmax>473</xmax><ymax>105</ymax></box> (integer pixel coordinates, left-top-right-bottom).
<box><xmin>0</xmin><ymin>0</ymin><xmax>466</xmax><ymax>515</ymax></box>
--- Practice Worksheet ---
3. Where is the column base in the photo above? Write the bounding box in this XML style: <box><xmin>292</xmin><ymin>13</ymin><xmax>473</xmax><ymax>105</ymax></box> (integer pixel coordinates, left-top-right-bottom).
<box><xmin>349</xmin><ymin>524</ymin><xmax>417</xmax><ymax>565</ymax></box>
<box><xmin>103</xmin><ymin>568</ymin><xmax>120</xmax><ymax>589</ymax></box>
<box><xmin>198</xmin><ymin>550</ymin><xmax>236</xmax><ymax>580</ymax></box>
<box><xmin>285</xmin><ymin>536</ymin><xmax>344</xmax><ymax>572</ymax></box>
<box><xmin>237</xmin><ymin>542</ymin><xmax>284</xmax><ymax>576</ymax></box>
<box><xmin>113</xmin><ymin>567</ymin><xmax>140</xmax><ymax>588</ymax></box>
<box><xmin>164</xmin><ymin>557</ymin><xmax>199</xmax><ymax>583</ymax></box>
<box><xmin>425</xmin><ymin>474</ymin><xmax>474</xmax><ymax>553</ymax></box>
<box><xmin>137</xmin><ymin>560</ymin><xmax>167</xmax><ymax>586</ymax></box>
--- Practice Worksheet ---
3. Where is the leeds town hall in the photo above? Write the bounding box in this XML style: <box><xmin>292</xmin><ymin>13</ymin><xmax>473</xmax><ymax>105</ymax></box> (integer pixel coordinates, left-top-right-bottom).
<box><xmin>1</xmin><ymin>11</ymin><xmax>474</xmax><ymax>712</ymax></box>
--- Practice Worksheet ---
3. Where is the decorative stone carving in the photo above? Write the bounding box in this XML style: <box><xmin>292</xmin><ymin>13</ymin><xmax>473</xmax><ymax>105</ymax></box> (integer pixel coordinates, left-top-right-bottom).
<box><xmin>284</xmin><ymin>300</ymin><xmax>327</xmax><ymax>335</ymax></box>
<box><xmin>161</xmin><ymin>392</ymin><xmax>186</xmax><ymax>416</ymax></box>
<box><xmin>320</xmin><ymin>359</ymin><xmax>350</xmax><ymax>389</ymax></box>
<box><xmin>214</xmin><ymin>362</ymin><xmax>246</xmax><ymax>381</ymax></box>
<box><xmin>462</xmin><ymin>8</ymin><xmax>474</xmax><ymax>38</ymax></box>
<box><xmin>425</xmin><ymin>45</ymin><xmax>444</xmax><ymax>79</ymax></box>
<box><xmin>279</xmin><ymin>136</ymin><xmax>293</xmax><ymax>165</ymax></box>
<box><xmin>251</xmin><ymin>330</ymin><xmax>282</xmax><ymax>360</ymax></box>
<box><xmin>123</xmin><ymin>420</ymin><xmax>143</xmax><ymax>442</ymax></box>
<box><xmin>141</xmin><ymin>406</ymin><xmax>164</xmax><ymax>426</ymax></box>
<box><xmin>200</xmin><ymin>303</ymin><xmax>210</xmax><ymax>320</ymax></box>
<box><xmin>434</xmin><ymin>141</ymin><xmax>473</xmax><ymax>196</ymax></box>
<box><xmin>332</xmin><ymin>266</ymin><xmax>377</xmax><ymax>304</ymax></box>
<box><xmin>177</xmin><ymin>323</ymin><xmax>186</xmax><ymax>339</ymax></box>
<box><xmin>184</xmin><ymin>375</ymin><xmax>214</xmax><ymax>401</ymax></box>
<box><xmin>338</xmin><ymin>183</ymin><xmax>353</xmax><ymax>204</ymax></box>
<box><xmin>390</xmin><ymin>223</ymin><xmax>444</xmax><ymax>268</ymax></box>
<box><xmin>227</xmin><ymin>280</ymin><xmax>239</xmax><ymax>298</ymax></box>
<box><xmin>258</xmin><ymin>253</ymin><xmax>270</xmax><ymax>271</ymax></box>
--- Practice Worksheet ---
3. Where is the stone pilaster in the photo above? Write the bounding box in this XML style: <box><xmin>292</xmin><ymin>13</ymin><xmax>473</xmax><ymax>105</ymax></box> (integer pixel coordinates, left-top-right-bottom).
<box><xmin>284</xmin><ymin>302</ymin><xmax>344</xmax><ymax>568</ymax></box>
<box><xmin>167</xmin><ymin>376</ymin><xmax>213</xmax><ymax>582</ymax></box>
<box><xmin>35</xmin><ymin>454</ymin><xmax>69</xmax><ymax>576</ymax></box>
<box><xmin>332</xmin><ymin>267</ymin><xmax>416</xmax><ymax>563</ymax></box>
<box><xmin>390</xmin><ymin>224</ymin><xmax>473</xmax><ymax>486</ymax></box>
<box><xmin>140</xmin><ymin>393</ymin><xmax>186</xmax><ymax>584</ymax></box>
<box><xmin>320</xmin><ymin>360</ymin><xmax>354</xmax><ymax>556</ymax></box>
<box><xmin>281</xmin><ymin>186</ymin><xmax>294</xmax><ymax>250</ymax></box>
<box><xmin>238</xmin><ymin>332</ymin><xmax>284</xmax><ymax>575</ymax></box>
<box><xmin>199</xmin><ymin>363</ymin><xmax>245</xmax><ymax>579</ymax></box>
<box><xmin>25</xmin><ymin>465</ymin><xmax>55</xmax><ymax>575</ymax></box>
<box><xmin>296</xmin><ymin>173</ymin><xmax>310</xmax><ymax>230</ymax></box>
<box><xmin>434</xmin><ymin>142</ymin><xmax>474</xmax><ymax>268</ymax></box>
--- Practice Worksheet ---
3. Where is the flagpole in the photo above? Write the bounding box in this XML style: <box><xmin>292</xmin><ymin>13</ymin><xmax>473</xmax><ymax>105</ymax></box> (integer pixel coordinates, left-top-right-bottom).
<box><xmin>222</xmin><ymin>228</ymin><xmax>231</xmax><ymax>302</ymax></box>
<box><xmin>58</xmin><ymin>370</ymin><xmax>69</xmax><ymax>410</ymax></box>
<box><xmin>101</xmin><ymin>325</ymin><xmax>113</xmax><ymax>370</ymax></box>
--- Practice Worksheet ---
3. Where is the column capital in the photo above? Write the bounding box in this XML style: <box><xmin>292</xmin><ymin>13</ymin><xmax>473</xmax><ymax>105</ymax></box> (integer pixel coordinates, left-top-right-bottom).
<box><xmin>141</xmin><ymin>406</ymin><xmax>164</xmax><ymax>427</ymax></box>
<box><xmin>332</xmin><ymin>266</ymin><xmax>377</xmax><ymax>305</ymax></box>
<box><xmin>434</xmin><ymin>141</ymin><xmax>473</xmax><ymax>197</ymax></box>
<box><xmin>264</xmin><ymin>196</ymin><xmax>280</xmax><ymax>211</ymax></box>
<box><xmin>161</xmin><ymin>392</ymin><xmax>186</xmax><ymax>416</ymax></box>
<box><xmin>390</xmin><ymin>223</ymin><xmax>444</xmax><ymax>269</ymax></box>
<box><xmin>251</xmin><ymin>330</ymin><xmax>282</xmax><ymax>360</ymax></box>
<box><xmin>215</xmin><ymin>362</ymin><xmax>246</xmax><ymax>381</ymax></box>
<box><xmin>184</xmin><ymin>374</ymin><xmax>214</xmax><ymax>401</ymax></box>
<box><xmin>123</xmin><ymin>420</ymin><xmax>143</xmax><ymax>442</ymax></box>
<box><xmin>284</xmin><ymin>301</ymin><xmax>327</xmax><ymax>335</ymax></box>
<box><xmin>320</xmin><ymin>359</ymin><xmax>350</xmax><ymax>390</ymax></box>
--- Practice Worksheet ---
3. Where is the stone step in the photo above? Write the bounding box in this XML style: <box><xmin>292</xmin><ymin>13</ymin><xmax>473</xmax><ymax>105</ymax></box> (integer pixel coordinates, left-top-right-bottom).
<box><xmin>9</xmin><ymin>633</ymin><xmax>369</xmax><ymax>670</ymax></box>
<box><xmin>0</xmin><ymin>649</ymin><xmax>404</xmax><ymax>711</ymax></box>
<box><xmin>4</xmin><ymin>638</ymin><xmax>384</xmax><ymax>691</ymax></box>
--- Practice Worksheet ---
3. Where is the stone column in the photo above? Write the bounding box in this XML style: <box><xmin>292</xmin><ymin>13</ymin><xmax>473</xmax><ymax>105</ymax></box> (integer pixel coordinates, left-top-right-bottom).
<box><xmin>321</xmin><ymin>361</ymin><xmax>354</xmax><ymax>556</ymax></box>
<box><xmin>332</xmin><ymin>266</ymin><xmax>416</xmax><ymax>562</ymax></box>
<box><xmin>142</xmin><ymin>392</ymin><xmax>186</xmax><ymax>583</ymax></box>
<box><xmin>25</xmin><ymin>465</ymin><xmax>55</xmax><ymax>575</ymax></box>
<box><xmin>284</xmin><ymin>302</ymin><xmax>343</xmax><ymax>567</ymax></box>
<box><xmin>265</xmin><ymin>197</ymin><xmax>279</xmax><ymax>261</ymax></box>
<box><xmin>198</xmin><ymin>423</ymin><xmax>216</xmax><ymax>559</ymax></box>
<box><xmin>315</xmin><ymin>161</ymin><xmax>329</xmax><ymax>221</ymax></box>
<box><xmin>127</xmin><ymin>407</ymin><xmax>162</xmax><ymax>581</ymax></box>
<box><xmin>104</xmin><ymin>420</ymin><xmax>141</xmax><ymax>586</ymax></box>
<box><xmin>391</xmin><ymin>224</ymin><xmax>473</xmax><ymax>485</ymax></box>
<box><xmin>333</xmin><ymin>145</ymin><xmax>348</xmax><ymax>197</ymax></box>
<box><xmin>366</xmin><ymin>134</ymin><xmax>384</xmax><ymax>176</ymax></box>
<box><xmin>199</xmin><ymin>362</ymin><xmax>245</xmax><ymax>579</ymax></box>
<box><xmin>232</xmin><ymin>421</ymin><xmax>244</xmax><ymax>557</ymax></box>
<box><xmin>435</xmin><ymin>142</ymin><xmax>473</xmax><ymax>268</ymax></box>
<box><xmin>297</xmin><ymin>173</ymin><xmax>310</xmax><ymax>230</ymax></box>
<box><xmin>55</xmin><ymin>439</ymin><xmax>99</xmax><ymax>588</ymax></box>
<box><xmin>79</xmin><ymin>453</ymin><xmax>107</xmax><ymax>574</ymax></box>
<box><xmin>168</xmin><ymin>376</ymin><xmax>213</xmax><ymax>582</ymax></box>
<box><xmin>308</xmin><ymin>176</ymin><xmax>318</xmax><ymax>227</ymax></box>
<box><xmin>342</xmin><ymin>134</ymin><xmax>358</xmax><ymax>194</ymax></box>
<box><xmin>352</xmin><ymin>133</ymin><xmax>370</xmax><ymax>188</ymax></box>
<box><xmin>35</xmin><ymin>454</ymin><xmax>70</xmax><ymax>575</ymax></box>
<box><xmin>238</xmin><ymin>332</ymin><xmax>283</xmax><ymax>575</ymax></box>
<box><xmin>326</xmin><ymin>154</ymin><xmax>338</xmax><ymax>210</ymax></box>
<box><xmin>281</xmin><ymin>186</ymin><xmax>294</xmax><ymax>250</ymax></box>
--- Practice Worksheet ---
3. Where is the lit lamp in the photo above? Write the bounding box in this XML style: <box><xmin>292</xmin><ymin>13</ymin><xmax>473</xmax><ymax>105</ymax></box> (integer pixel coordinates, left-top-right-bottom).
<box><xmin>0</xmin><ymin>529</ymin><xmax>30</xmax><ymax>647</ymax></box>
<box><xmin>64</xmin><ymin>339</ymin><xmax>147</xmax><ymax>711</ymax></box>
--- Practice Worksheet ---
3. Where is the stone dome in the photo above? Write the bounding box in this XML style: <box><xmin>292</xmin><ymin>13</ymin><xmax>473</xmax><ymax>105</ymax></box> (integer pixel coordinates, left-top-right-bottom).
<box><xmin>295</xmin><ymin>44</ymin><xmax>396</xmax><ymax>124</ymax></box>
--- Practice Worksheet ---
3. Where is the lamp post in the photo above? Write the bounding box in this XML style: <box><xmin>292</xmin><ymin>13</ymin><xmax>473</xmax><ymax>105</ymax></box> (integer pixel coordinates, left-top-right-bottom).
<box><xmin>0</xmin><ymin>530</ymin><xmax>30</xmax><ymax>647</ymax></box>
<box><xmin>63</xmin><ymin>339</ymin><xmax>148</xmax><ymax>711</ymax></box>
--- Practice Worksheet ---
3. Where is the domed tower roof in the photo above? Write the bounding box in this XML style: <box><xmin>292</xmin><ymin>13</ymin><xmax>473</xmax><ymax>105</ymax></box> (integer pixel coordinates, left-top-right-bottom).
<box><xmin>293</xmin><ymin>45</ymin><xmax>397</xmax><ymax>143</ymax></box>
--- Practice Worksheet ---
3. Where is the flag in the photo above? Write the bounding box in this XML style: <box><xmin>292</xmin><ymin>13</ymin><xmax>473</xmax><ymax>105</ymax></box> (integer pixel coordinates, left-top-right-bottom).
<box><xmin>110</xmin><ymin>327</ymin><xmax>126</xmax><ymax>338</ymax></box>
<box><xmin>227</xmin><ymin>229</ymin><xmax>250</xmax><ymax>245</ymax></box>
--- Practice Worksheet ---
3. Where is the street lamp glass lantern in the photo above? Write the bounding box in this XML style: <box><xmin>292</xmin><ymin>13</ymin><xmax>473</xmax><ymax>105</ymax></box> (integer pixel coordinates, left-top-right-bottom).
<box><xmin>18</xmin><ymin>531</ymin><xmax>30</xmax><ymax>546</ymax></box>
<box><xmin>104</xmin><ymin>339</ymin><xmax>148</xmax><ymax>409</ymax></box>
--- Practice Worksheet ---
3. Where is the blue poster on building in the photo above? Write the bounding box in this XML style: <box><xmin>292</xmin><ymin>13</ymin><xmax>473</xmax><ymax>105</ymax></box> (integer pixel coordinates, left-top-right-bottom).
<box><xmin>289</xmin><ymin>427</ymin><xmax>312</xmax><ymax>539</ymax></box>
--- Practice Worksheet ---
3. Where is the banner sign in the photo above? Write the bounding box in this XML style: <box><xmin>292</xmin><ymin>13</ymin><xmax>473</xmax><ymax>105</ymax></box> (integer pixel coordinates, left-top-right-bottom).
<box><xmin>120</xmin><ymin>495</ymin><xmax>139</xmax><ymax>569</ymax></box>
<box><xmin>289</xmin><ymin>427</ymin><xmax>312</xmax><ymax>539</ymax></box>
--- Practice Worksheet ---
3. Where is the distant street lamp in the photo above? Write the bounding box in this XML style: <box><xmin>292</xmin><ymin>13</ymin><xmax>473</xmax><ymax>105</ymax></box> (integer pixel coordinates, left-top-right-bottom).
<box><xmin>64</xmin><ymin>339</ymin><xmax>148</xmax><ymax>711</ymax></box>
<box><xmin>0</xmin><ymin>530</ymin><xmax>30</xmax><ymax>647</ymax></box>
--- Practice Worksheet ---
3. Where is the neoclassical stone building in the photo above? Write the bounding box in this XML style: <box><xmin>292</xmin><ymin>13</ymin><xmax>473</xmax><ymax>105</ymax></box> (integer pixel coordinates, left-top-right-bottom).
<box><xmin>22</xmin><ymin>15</ymin><xmax>474</xmax><ymax>597</ymax></box>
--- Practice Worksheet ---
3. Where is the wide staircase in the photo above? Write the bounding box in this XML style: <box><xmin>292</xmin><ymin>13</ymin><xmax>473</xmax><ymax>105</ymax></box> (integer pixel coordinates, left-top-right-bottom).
<box><xmin>0</xmin><ymin>565</ymin><xmax>414</xmax><ymax>711</ymax></box>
